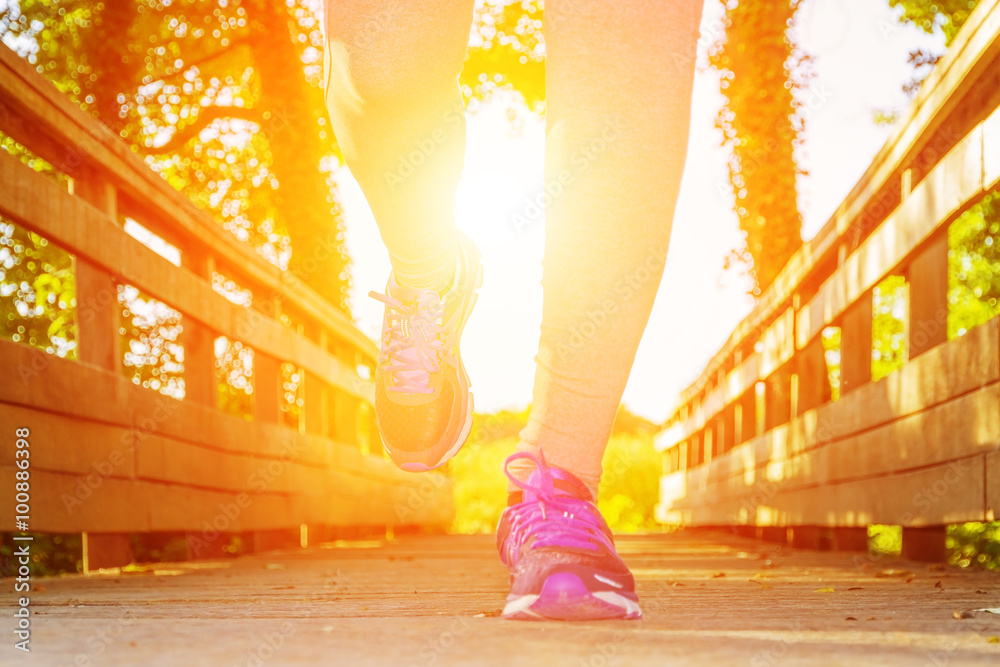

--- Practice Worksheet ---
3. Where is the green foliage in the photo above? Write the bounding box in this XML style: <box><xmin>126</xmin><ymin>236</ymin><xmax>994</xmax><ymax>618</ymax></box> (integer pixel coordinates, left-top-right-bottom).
<box><xmin>947</xmin><ymin>522</ymin><xmax>1000</xmax><ymax>570</ymax></box>
<box><xmin>0</xmin><ymin>130</ymin><xmax>69</xmax><ymax>188</ymax></box>
<box><xmin>871</xmin><ymin>275</ymin><xmax>907</xmax><ymax>382</ymax></box>
<box><xmin>449</xmin><ymin>434</ymin><xmax>518</xmax><ymax>535</ymax></box>
<box><xmin>463</xmin><ymin>0</ymin><xmax>545</xmax><ymax>115</ymax></box>
<box><xmin>868</xmin><ymin>524</ymin><xmax>902</xmax><ymax>556</ymax></box>
<box><xmin>0</xmin><ymin>217</ymin><xmax>77</xmax><ymax>359</ymax></box>
<box><xmin>865</xmin><ymin>523</ymin><xmax>999</xmax><ymax>568</ymax></box>
<box><xmin>448</xmin><ymin>406</ymin><xmax>664</xmax><ymax>535</ymax></box>
<box><xmin>884</xmin><ymin>0</ymin><xmax>982</xmax><ymax>101</ymax></box>
<box><xmin>948</xmin><ymin>191</ymin><xmax>1000</xmax><ymax>339</ymax></box>
<box><xmin>118</xmin><ymin>284</ymin><xmax>185</xmax><ymax>399</ymax></box>
<box><xmin>0</xmin><ymin>135</ymin><xmax>78</xmax><ymax>357</ymax></box>
<box><xmin>216</xmin><ymin>335</ymin><xmax>254</xmax><ymax>419</ymax></box>
<box><xmin>889</xmin><ymin>0</ymin><xmax>981</xmax><ymax>46</ymax></box>
<box><xmin>1</xmin><ymin>0</ymin><xmax>351</xmax><ymax>310</ymax></box>
<box><xmin>597</xmin><ymin>432</ymin><xmax>662</xmax><ymax>533</ymax></box>
<box><xmin>709</xmin><ymin>0</ymin><xmax>807</xmax><ymax>295</ymax></box>
<box><xmin>0</xmin><ymin>533</ymin><xmax>82</xmax><ymax>577</ymax></box>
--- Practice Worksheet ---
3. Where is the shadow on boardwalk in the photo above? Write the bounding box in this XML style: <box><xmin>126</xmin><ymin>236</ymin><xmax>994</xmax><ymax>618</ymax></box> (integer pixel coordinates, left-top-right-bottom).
<box><xmin>3</xmin><ymin>531</ymin><xmax>1000</xmax><ymax>666</ymax></box>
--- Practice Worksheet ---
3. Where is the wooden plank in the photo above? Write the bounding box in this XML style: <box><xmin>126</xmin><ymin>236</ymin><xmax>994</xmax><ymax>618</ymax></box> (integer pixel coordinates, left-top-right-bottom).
<box><xmin>692</xmin><ymin>367</ymin><xmax>999</xmax><ymax>496</ymax></box>
<box><xmin>0</xmin><ymin>340</ymin><xmax>134</xmax><ymax>427</ymax></box>
<box><xmin>134</xmin><ymin>434</ymin><xmax>282</xmax><ymax>494</ymax></box>
<box><xmin>13</xmin><ymin>532</ymin><xmax>1000</xmax><ymax>666</ymax></box>
<box><xmin>988</xmin><ymin>449</ymin><xmax>1000</xmax><ymax>521</ymax></box>
<box><xmin>795</xmin><ymin>336</ymin><xmax>827</xmax><ymax>414</ymax></box>
<box><xmin>662</xmin><ymin>323</ymin><xmax>1000</xmax><ymax>525</ymax></box>
<box><xmin>0</xmin><ymin>339</ymin><xmax>365</xmax><ymax>468</ymax></box>
<box><xmin>840</xmin><ymin>290</ymin><xmax>872</xmax><ymax>395</ymax></box>
<box><xmin>0</xmin><ymin>467</ymin><xmax>149</xmax><ymax>533</ymax></box>
<box><xmin>668</xmin><ymin>456</ymin><xmax>987</xmax><ymax>527</ymax></box>
<box><xmin>986</xmin><ymin>105</ymin><xmax>1000</xmax><ymax>191</ymax></box>
<box><xmin>818</xmin><ymin>317</ymin><xmax>999</xmax><ymax>441</ymax></box>
<box><xmin>906</xmin><ymin>231</ymin><xmax>949</xmax><ymax>358</ymax></box>
<box><xmin>144</xmin><ymin>482</ymin><xmax>295</xmax><ymax>533</ymax></box>
<box><xmin>809</xmin><ymin>383</ymin><xmax>999</xmax><ymax>488</ymax></box>
<box><xmin>0</xmin><ymin>155</ymin><xmax>374</xmax><ymax>402</ymax></box>
<box><xmin>0</xmin><ymin>403</ymin><xmax>135</xmax><ymax>479</ymax></box>
<box><xmin>74</xmin><ymin>258</ymin><xmax>120</xmax><ymax>372</ymax></box>
<box><xmin>760</xmin><ymin>307</ymin><xmax>795</xmax><ymax>377</ymax></box>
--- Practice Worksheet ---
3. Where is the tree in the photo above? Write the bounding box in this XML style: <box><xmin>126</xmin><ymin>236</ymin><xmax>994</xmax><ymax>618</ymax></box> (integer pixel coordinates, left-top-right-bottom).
<box><xmin>1</xmin><ymin>0</ymin><xmax>351</xmax><ymax>312</ymax></box>
<box><xmin>462</xmin><ymin>0</ymin><xmax>545</xmax><ymax>116</ymax></box>
<box><xmin>709</xmin><ymin>0</ymin><xmax>809</xmax><ymax>295</ymax></box>
<box><xmin>886</xmin><ymin>0</ymin><xmax>983</xmax><ymax>103</ymax></box>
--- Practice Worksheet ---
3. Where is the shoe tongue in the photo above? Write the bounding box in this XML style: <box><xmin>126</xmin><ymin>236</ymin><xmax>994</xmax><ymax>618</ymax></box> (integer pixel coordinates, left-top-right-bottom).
<box><xmin>389</xmin><ymin>275</ymin><xmax>439</xmax><ymax>307</ymax></box>
<box><xmin>522</xmin><ymin>466</ymin><xmax>593</xmax><ymax>504</ymax></box>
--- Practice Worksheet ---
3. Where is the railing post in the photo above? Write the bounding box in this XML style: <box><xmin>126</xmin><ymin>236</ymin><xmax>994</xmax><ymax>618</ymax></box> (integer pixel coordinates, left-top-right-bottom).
<box><xmin>74</xmin><ymin>172</ymin><xmax>136</xmax><ymax>570</ymax></box>
<box><xmin>73</xmin><ymin>171</ymin><xmax>121</xmax><ymax>374</ymax></box>
<box><xmin>902</xmin><ymin>525</ymin><xmax>947</xmax><ymax>562</ymax></box>
<box><xmin>304</xmin><ymin>372</ymin><xmax>329</xmax><ymax>436</ymax></box>
<box><xmin>832</xmin><ymin>527</ymin><xmax>869</xmax><ymax>552</ymax></box>
<box><xmin>841</xmin><ymin>291</ymin><xmax>873</xmax><ymax>394</ymax></box>
<box><xmin>906</xmin><ymin>231</ymin><xmax>949</xmax><ymax>358</ymax></box>
<box><xmin>82</xmin><ymin>532</ymin><xmax>133</xmax><ymax>573</ymax></box>
<box><xmin>254</xmin><ymin>352</ymin><xmax>280</xmax><ymax>423</ymax></box>
<box><xmin>796</xmin><ymin>337</ymin><xmax>827</xmax><ymax>413</ymax></box>
<box><xmin>185</xmin><ymin>322</ymin><xmax>217</xmax><ymax>407</ymax></box>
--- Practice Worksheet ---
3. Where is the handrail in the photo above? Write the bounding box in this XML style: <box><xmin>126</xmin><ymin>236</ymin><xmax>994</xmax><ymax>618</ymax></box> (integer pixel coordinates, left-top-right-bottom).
<box><xmin>0</xmin><ymin>43</ymin><xmax>376</xmax><ymax>361</ymax></box>
<box><xmin>656</xmin><ymin>0</ymin><xmax>1000</xmax><ymax>548</ymax></box>
<box><xmin>667</xmin><ymin>0</ymin><xmax>1000</xmax><ymax>415</ymax></box>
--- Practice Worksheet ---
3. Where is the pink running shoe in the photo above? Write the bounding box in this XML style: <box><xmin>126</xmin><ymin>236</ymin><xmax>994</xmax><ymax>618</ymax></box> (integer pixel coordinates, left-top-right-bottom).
<box><xmin>496</xmin><ymin>451</ymin><xmax>642</xmax><ymax>621</ymax></box>
<box><xmin>368</xmin><ymin>231</ymin><xmax>483</xmax><ymax>472</ymax></box>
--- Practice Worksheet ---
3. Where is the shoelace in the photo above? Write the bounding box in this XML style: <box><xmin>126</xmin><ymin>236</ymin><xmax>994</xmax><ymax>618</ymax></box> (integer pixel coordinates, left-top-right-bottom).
<box><xmin>500</xmin><ymin>451</ymin><xmax>614</xmax><ymax>566</ymax></box>
<box><xmin>368</xmin><ymin>289</ymin><xmax>453</xmax><ymax>394</ymax></box>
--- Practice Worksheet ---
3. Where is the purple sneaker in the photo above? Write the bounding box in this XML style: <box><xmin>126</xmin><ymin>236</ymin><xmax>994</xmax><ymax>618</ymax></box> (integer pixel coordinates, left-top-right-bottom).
<box><xmin>496</xmin><ymin>451</ymin><xmax>642</xmax><ymax>621</ymax></box>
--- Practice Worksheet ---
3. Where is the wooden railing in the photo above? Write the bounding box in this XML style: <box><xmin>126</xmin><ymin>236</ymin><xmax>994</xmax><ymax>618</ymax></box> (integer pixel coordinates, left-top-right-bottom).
<box><xmin>656</xmin><ymin>0</ymin><xmax>1000</xmax><ymax>560</ymax></box>
<box><xmin>0</xmin><ymin>43</ymin><xmax>452</xmax><ymax>569</ymax></box>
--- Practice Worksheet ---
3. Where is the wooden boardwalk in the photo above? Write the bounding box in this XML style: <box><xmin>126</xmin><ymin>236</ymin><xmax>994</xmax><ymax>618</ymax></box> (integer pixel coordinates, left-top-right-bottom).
<box><xmin>4</xmin><ymin>531</ymin><xmax>1000</xmax><ymax>666</ymax></box>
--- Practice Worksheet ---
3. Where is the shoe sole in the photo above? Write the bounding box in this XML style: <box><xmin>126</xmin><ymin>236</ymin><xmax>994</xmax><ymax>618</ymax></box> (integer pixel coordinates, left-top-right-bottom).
<box><xmin>502</xmin><ymin>572</ymin><xmax>642</xmax><ymax>621</ymax></box>
<box><xmin>395</xmin><ymin>254</ymin><xmax>484</xmax><ymax>473</ymax></box>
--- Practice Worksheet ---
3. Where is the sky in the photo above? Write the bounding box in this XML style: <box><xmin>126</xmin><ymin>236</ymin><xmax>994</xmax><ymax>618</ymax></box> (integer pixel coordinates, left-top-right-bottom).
<box><xmin>334</xmin><ymin>0</ymin><xmax>945</xmax><ymax>423</ymax></box>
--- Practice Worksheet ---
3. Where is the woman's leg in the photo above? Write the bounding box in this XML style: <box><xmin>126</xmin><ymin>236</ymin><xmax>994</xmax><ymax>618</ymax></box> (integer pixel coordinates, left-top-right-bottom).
<box><xmin>324</xmin><ymin>0</ymin><xmax>475</xmax><ymax>292</ymax></box>
<box><xmin>325</xmin><ymin>1</ymin><xmax>484</xmax><ymax>472</ymax></box>
<box><xmin>512</xmin><ymin>0</ymin><xmax>704</xmax><ymax>498</ymax></box>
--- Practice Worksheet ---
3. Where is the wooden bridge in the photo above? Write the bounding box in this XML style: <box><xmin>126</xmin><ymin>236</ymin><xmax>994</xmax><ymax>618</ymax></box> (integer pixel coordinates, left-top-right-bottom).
<box><xmin>656</xmin><ymin>0</ymin><xmax>1000</xmax><ymax>559</ymax></box>
<box><xmin>2</xmin><ymin>0</ymin><xmax>1000</xmax><ymax>665</ymax></box>
<box><xmin>0</xmin><ymin>34</ymin><xmax>452</xmax><ymax>572</ymax></box>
